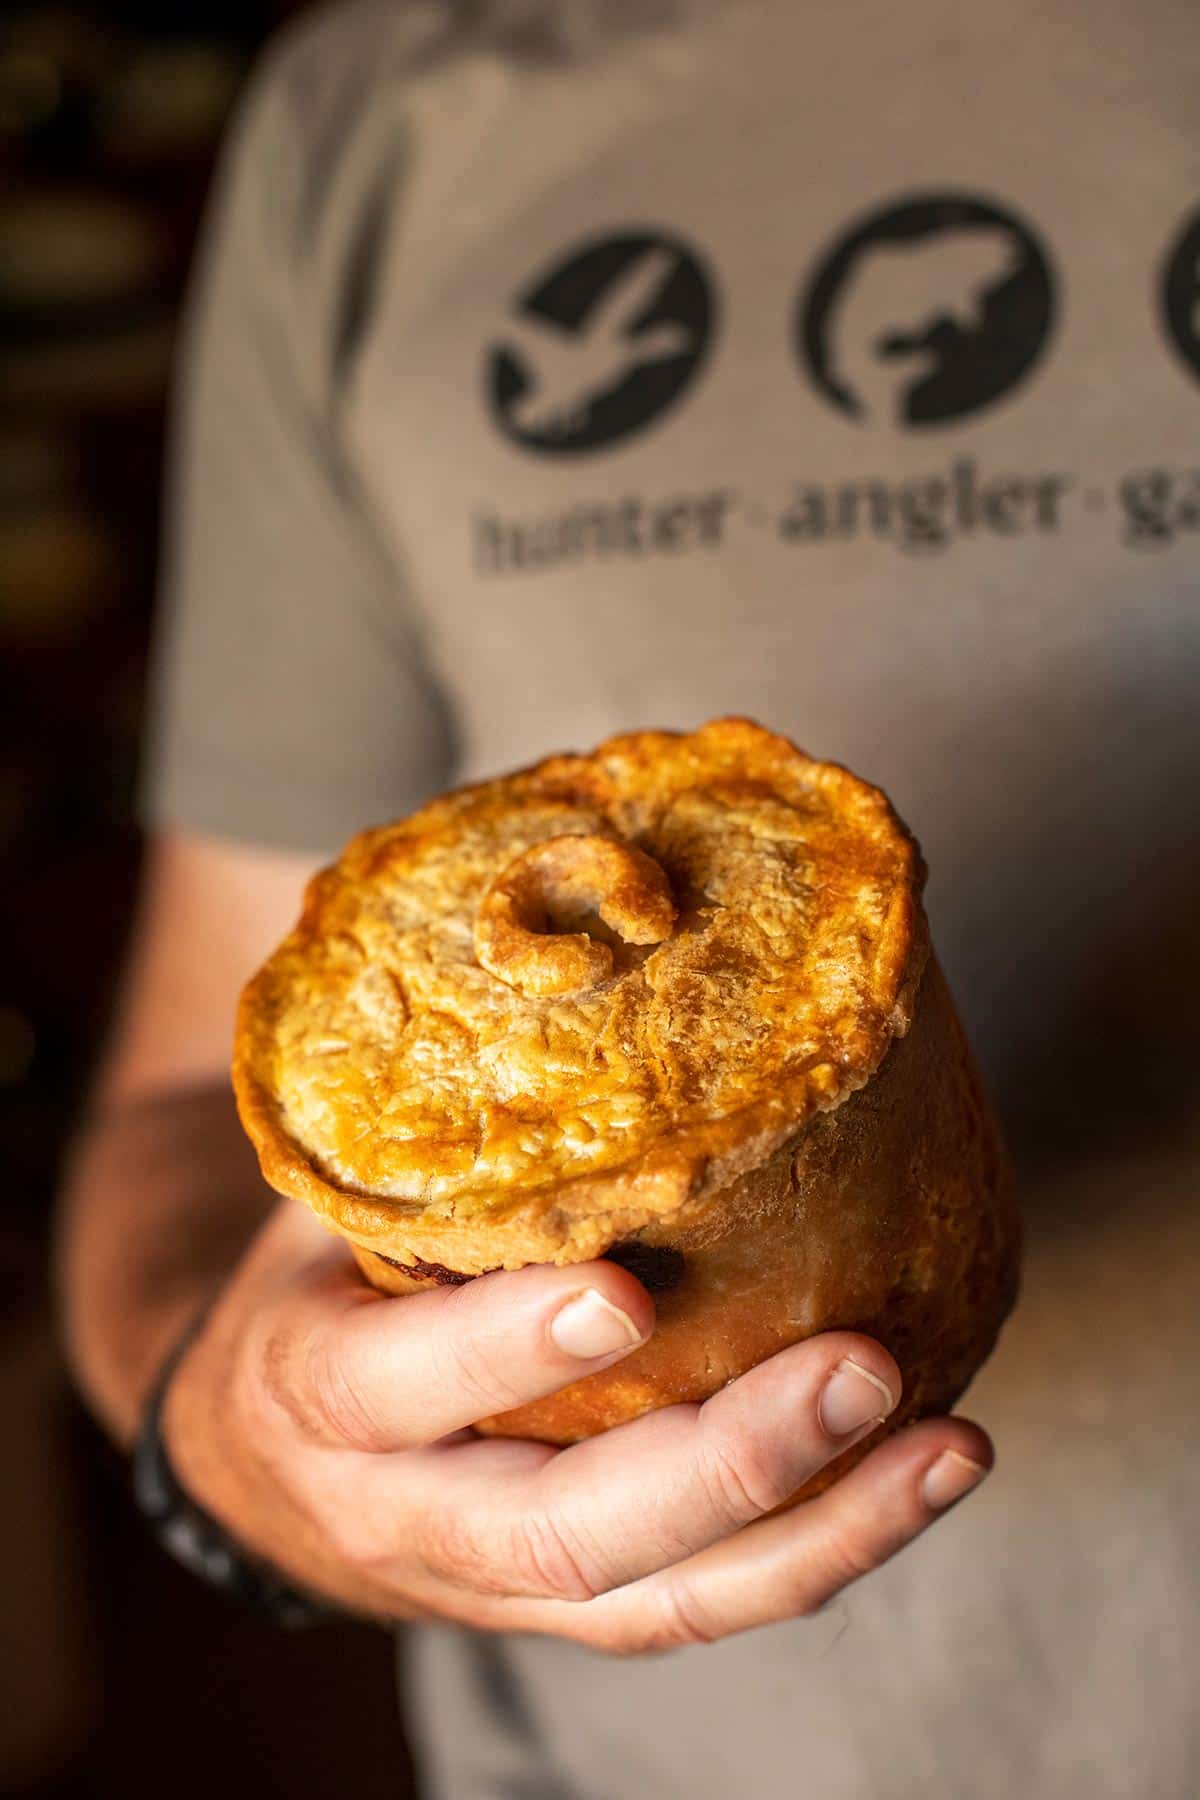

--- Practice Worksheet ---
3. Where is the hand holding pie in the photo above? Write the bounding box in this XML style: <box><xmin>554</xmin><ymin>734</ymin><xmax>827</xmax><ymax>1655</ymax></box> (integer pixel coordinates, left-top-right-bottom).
<box><xmin>233</xmin><ymin>718</ymin><xmax>1019</xmax><ymax>1499</ymax></box>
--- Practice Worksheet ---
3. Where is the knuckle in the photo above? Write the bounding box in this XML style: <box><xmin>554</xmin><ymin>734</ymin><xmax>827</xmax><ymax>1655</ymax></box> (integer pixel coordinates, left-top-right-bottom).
<box><xmin>563</xmin><ymin>1588</ymin><xmax>721</xmax><ymax>1659</ymax></box>
<box><xmin>806</xmin><ymin>1525</ymin><xmax>882</xmax><ymax>1606</ymax></box>
<box><xmin>239</xmin><ymin>1312</ymin><xmax>339</xmax><ymax>1447</ymax></box>
<box><xmin>646</xmin><ymin>1581</ymin><xmax>723</xmax><ymax>1652</ymax></box>
<box><xmin>305</xmin><ymin>1339</ymin><xmax>390</xmax><ymax>1451</ymax></box>
<box><xmin>507</xmin><ymin>1512</ymin><xmax>605</xmax><ymax>1603</ymax></box>
<box><xmin>412</xmin><ymin>1505</ymin><xmax>503</xmax><ymax>1595</ymax></box>
<box><xmin>233</xmin><ymin>1317</ymin><xmax>301</xmax><ymax>1438</ymax></box>
<box><xmin>703</xmin><ymin>1430</ymin><xmax>794</xmax><ymax>1526</ymax></box>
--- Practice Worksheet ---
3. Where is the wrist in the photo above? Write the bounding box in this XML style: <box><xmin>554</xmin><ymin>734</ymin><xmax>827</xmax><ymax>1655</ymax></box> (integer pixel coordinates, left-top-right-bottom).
<box><xmin>137</xmin><ymin>1312</ymin><xmax>334</xmax><ymax>1627</ymax></box>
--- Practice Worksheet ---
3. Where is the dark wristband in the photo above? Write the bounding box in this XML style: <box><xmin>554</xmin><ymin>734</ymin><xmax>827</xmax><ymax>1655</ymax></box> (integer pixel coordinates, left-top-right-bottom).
<box><xmin>132</xmin><ymin>1313</ymin><xmax>334</xmax><ymax>1629</ymax></box>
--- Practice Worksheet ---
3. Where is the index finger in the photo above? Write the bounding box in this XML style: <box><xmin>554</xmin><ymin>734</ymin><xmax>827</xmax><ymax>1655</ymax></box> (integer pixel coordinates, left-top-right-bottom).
<box><xmin>258</xmin><ymin>1204</ymin><xmax>656</xmax><ymax>1450</ymax></box>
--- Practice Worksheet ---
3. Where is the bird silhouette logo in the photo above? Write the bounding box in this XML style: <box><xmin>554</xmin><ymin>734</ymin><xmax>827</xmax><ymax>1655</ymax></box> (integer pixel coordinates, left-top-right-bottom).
<box><xmin>798</xmin><ymin>193</ymin><xmax>1056</xmax><ymax>428</ymax></box>
<box><xmin>1160</xmin><ymin>202</ymin><xmax>1200</xmax><ymax>390</ymax></box>
<box><xmin>488</xmin><ymin>231</ymin><xmax>715</xmax><ymax>455</ymax></box>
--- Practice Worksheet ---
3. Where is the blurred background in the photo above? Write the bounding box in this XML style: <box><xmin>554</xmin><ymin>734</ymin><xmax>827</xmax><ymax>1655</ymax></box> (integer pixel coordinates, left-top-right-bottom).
<box><xmin>0</xmin><ymin>5</ymin><xmax>414</xmax><ymax>1794</ymax></box>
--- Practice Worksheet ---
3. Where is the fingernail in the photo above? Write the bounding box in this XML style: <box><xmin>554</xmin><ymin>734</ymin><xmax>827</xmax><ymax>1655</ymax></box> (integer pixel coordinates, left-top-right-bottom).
<box><xmin>549</xmin><ymin>1289</ymin><xmax>644</xmax><ymax>1360</ymax></box>
<box><xmin>922</xmin><ymin>1450</ymin><xmax>989</xmax><ymax>1510</ymax></box>
<box><xmin>819</xmin><ymin>1358</ymin><xmax>897</xmax><ymax>1438</ymax></box>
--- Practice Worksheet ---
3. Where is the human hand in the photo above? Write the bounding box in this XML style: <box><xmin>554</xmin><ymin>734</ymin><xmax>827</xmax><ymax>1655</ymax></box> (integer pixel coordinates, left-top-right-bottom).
<box><xmin>165</xmin><ymin>1201</ymin><xmax>991</xmax><ymax>1651</ymax></box>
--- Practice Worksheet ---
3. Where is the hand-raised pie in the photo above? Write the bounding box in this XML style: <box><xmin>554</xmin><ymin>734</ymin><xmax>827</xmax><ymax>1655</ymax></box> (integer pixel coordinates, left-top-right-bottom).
<box><xmin>233</xmin><ymin>718</ymin><xmax>1019</xmax><ymax>1490</ymax></box>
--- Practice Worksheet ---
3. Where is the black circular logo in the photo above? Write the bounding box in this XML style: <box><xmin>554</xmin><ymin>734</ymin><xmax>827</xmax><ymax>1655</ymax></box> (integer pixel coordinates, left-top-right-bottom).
<box><xmin>487</xmin><ymin>230</ymin><xmax>715</xmax><ymax>455</ymax></box>
<box><xmin>1161</xmin><ymin>204</ymin><xmax>1200</xmax><ymax>386</ymax></box>
<box><xmin>797</xmin><ymin>192</ymin><xmax>1056</xmax><ymax>428</ymax></box>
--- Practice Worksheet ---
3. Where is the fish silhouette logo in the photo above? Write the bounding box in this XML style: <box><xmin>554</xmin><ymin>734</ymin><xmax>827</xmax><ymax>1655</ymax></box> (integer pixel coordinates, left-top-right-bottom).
<box><xmin>1160</xmin><ymin>203</ymin><xmax>1200</xmax><ymax>389</ymax></box>
<box><xmin>797</xmin><ymin>193</ymin><xmax>1056</xmax><ymax>428</ymax></box>
<box><xmin>488</xmin><ymin>231</ymin><xmax>716</xmax><ymax>454</ymax></box>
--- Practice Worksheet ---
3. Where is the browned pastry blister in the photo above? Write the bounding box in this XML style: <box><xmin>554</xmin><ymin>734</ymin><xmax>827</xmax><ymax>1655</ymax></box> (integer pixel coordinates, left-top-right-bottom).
<box><xmin>233</xmin><ymin>717</ymin><xmax>1019</xmax><ymax>1499</ymax></box>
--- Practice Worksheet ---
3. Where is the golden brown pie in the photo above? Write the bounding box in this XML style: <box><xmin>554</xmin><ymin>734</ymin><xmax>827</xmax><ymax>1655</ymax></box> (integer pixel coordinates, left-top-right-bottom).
<box><xmin>234</xmin><ymin>718</ymin><xmax>1019</xmax><ymax>1490</ymax></box>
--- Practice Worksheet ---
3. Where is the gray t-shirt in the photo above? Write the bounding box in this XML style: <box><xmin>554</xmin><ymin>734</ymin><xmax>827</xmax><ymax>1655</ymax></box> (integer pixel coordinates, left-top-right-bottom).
<box><xmin>143</xmin><ymin>2</ymin><xmax>1200</xmax><ymax>1793</ymax></box>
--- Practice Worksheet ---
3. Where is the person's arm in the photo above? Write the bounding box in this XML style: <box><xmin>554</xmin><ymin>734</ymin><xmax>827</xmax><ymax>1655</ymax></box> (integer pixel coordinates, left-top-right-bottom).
<box><xmin>58</xmin><ymin>831</ymin><xmax>318</xmax><ymax>1444</ymax></box>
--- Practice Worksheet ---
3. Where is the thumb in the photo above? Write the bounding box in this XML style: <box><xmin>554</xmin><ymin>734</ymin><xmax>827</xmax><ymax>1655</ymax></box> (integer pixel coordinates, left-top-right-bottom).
<box><xmin>250</xmin><ymin>1202</ymin><xmax>657</xmax><ymax>1453</ymax></box>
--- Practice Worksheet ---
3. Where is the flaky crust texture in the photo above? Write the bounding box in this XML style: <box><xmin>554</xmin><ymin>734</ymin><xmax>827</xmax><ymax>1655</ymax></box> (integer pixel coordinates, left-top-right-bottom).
<box><xmin>233</xmin><ymin>718</ymin><xmax>927</xmax><ymax>1269</ymax></box>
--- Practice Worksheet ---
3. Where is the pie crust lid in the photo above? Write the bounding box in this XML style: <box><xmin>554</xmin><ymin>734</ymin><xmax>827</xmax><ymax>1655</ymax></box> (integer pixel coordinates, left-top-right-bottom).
<box><xmin>233</xmin><ymin>718</ymin><xmax>927</xmax><ymax>1269</ymax></box>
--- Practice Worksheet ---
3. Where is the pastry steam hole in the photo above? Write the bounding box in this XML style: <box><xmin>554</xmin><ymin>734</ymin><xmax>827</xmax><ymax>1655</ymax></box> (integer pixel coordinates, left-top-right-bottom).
<box><xmin>474</xmin><ymin>834</ymin><xmax>676</xmax><ymax>996</ymax></box>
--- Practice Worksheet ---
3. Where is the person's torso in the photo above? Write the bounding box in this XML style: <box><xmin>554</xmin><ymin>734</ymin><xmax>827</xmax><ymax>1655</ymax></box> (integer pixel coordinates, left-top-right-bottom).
<box><xmin>326</xmin><ymin>0</ymin><xmax>1200</xmax><ymax>1126</ymax></box>
<box><xmin>279</xmin><ymin>10</ymin><xmax>1200</xmax><ymax>1792</ymax></box>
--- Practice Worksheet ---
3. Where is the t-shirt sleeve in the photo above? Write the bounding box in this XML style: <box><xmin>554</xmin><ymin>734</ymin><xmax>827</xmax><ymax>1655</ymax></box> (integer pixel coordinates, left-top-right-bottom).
<box><xmin>139</xmin><ymin>33</ymin><xmax>455</xmax><ymax>854</ymax></box>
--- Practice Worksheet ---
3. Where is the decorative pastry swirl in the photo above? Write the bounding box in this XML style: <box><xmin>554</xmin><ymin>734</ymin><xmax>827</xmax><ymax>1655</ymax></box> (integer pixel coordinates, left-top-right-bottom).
<box><xmin>474</xmin><ymin>833</ymin><xmax>677</xmax><ymax>997</ymax></box>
